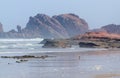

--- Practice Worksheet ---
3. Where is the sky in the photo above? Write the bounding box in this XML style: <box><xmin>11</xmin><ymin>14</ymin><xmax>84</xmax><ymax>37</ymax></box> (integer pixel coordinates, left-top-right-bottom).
<box><xmin>0</xmin><ymin>0</ymin><xmax>120</xmax><ymax>31</ymax></box>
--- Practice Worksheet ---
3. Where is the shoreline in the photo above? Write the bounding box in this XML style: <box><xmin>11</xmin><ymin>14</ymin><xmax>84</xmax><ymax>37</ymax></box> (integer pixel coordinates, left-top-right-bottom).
<box><xmin>0</xmin><ymin>48</ymin><xmax>120</xmax><ymax>78</ymax></box>
<box><xmin>0</xmin><ymin>48</ymin><xmax>120</xmax><ymax>61</ymax></box>
<box><xmin>0</xmin><ymin>48</ymin><xmax>120</xmax><ymax>56</ymax></box>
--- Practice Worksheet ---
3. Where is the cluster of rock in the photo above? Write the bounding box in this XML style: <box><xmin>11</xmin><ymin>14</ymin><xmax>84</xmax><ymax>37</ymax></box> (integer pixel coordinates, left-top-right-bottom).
<box><xmin>0</xmin><ymin>13</ymin><xmax>120</xmax><ymax>39</ymax></box>
<box><xmin>1</xmin><ymin>55</ymin><xmax>51</xmax><ymax>63</ymax></box>
<box><xmin>41</xmin><ymin>39</ymin><xmax>71</xmax><ymax>48</ymax></box>
<box><xmin>0</xmin><ymin>13</ymin><xmax>88</xmax><ymax>38</ymax></box>
<box><xmin>0</xmin><ymin>13</ymin><xmax>120</xmax><ymax>48</ymax></box>
<box><xmin>78</xmin><ymin>32</ymin><xmax>120</xmax><ymax>48</ymax></box>
<box><xmin>42</xmin><ymin>31</ymin><xmax>120</xmax><ymax>48</ymax></box>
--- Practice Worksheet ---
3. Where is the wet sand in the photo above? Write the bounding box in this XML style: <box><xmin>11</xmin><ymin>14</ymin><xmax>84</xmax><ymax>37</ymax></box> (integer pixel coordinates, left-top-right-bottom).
<box><xmin>0</xmin><ymin>49</ymin><xmax>120</xmax><ymax>78</ymax></box>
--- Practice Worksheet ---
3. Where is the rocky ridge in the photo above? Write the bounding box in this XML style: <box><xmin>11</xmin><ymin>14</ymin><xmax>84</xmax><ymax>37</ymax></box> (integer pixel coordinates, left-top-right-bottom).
<box><xmin>0</xmin><ymin>13</ymin><xmax>120</xmax><ymax>40</ymax></box>
<box><xmin>0</xmin><ymin>13</ymin><xmax>88</xmax><ymax>38</ymax></box>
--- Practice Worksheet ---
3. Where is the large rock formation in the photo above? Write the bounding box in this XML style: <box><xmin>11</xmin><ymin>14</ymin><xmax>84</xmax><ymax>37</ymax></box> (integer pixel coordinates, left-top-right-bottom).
<box><xmin>101</xmin><ymin>24</ymin><xmax>120</xmax><ymax>34</ymax></box>
<box><xmin>53</xmin><ymin>14</ymin><xmax>88</xmax><ymax>37</ymax></box>
<box><xmin>23</xmin><ymin>13</ymin><xmax>88</xmax><ymax>38</ymax></box>
<box><xmin>42</xmin><ymin>31</ymin><xmax>120</xmax><ymax>48</ymax></box>
<box><xmin>24</xmin><ymin>14</ymin><xmax>69</xmax><ymax>38</ymax></box>
<box><xmin>0</xmin><ymin>13</ymin><xmax>89</xmax><ymax>38</ymax></box>
<box><xmin>80</xmin><ymin>31</ymin><xmax>120</xmax><ymax>40</ymax></box>
<box><xmin>76</xmin><ymin>31</ymin><xmax>120</xmax><ymax>48</ymax></box>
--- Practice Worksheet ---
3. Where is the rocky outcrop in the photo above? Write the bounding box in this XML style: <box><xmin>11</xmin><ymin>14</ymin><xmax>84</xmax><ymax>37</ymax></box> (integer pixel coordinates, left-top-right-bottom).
<box><xmin>1</xmin><ymin>13</ymin><xmax>120</xmax><ymax>39</ymax></box>
<box><xmin>73</xmin><ymin>31</ymin><xmax>120</xmax><ymax>40</ymax></box>
<box><xmin>101</xmin><ymin>24</ymin><xmax>120</xmax><ymax>34</ymax></box>
<box><xmin>0</xmin><ymin>22</ymin><xmax>3</xmax><ymax>32</ymax></box>
<box><xmin>53</xmin><ymin>13</ymin><xmax>88</xmax><ymax>37</ymax></box>
<box><xmin>42</xmin><ymin>31</ymin><xmax>120</xmax><ymax>48</ymax></box>
<box><xmin>42</xmin><ymin>39</ymin><xmax>71</xmax><ymax>48</ymax></box>
<box><xmin>24</xmin><ymin>14</ymin><xmax>69</xmax><ymax>38</ymax></box>
<box><xmin>23</xmin><ymin>13</ymin><xmax>88</xmax><ymax>38</ymax></box>
<box><xmin>76</xmin><ymin>32</ymin><xmax>120</xmax><ymax>48</ymax></box>
<box><xmin>17</xmin><ymin>25</ymin><xmax>22</xmax><ymax>33</ymax></box>
<box><xmin>0</xmin><ymin>13</ymin><xmax>88</xmax><ymax>38</ymax></box>
<box><xmin>90</xmin><ymin>29</ymin><xmax>106</xmax><ymax>32</ymax></box>
<box><xmin>78</xmin><ymin>40</ymin><xmax>120</xmax><ymax>48</ymax></box>
<box><xmin>79</xmin><ymin>42</ymin><xmax>99</xmax><ymax>48</ymax></box>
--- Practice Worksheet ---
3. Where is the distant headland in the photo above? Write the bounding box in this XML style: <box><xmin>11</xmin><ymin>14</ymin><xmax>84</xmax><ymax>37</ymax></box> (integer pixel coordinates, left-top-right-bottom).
<box><xmin>0</xmin><ymin>13</ymin><xmax>120</xmax><ymax>39</ymax></box>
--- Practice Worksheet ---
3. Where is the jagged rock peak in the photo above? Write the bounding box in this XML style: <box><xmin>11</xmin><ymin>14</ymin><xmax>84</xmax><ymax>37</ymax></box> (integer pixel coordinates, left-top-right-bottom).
<box><xmin>0</xmin><ymin>13</ymin><xmax>89</xmax><ymax>38</ymax></box>
<box><xmin>53</xmin><ymin>13</ymin><xmax>80</xmax><ymax>18</ymax></box>
<box><xmin>0</xmin><ymin>22</ymin><xmax>3</xmax><ymax>32</ymax></box>
<box><xmin>35</xmin><ymin>14</ymin><xmax>51</xmax><ymax>21</ymax></box>
<box><xmin>17</xmin><ymin>25</ymin><xmax>22</xmax><ymax>33</ymax></box>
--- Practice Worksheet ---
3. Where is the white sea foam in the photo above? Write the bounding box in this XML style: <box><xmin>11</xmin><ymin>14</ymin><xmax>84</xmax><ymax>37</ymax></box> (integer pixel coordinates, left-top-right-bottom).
<box><xmin>0</xmin><ymin>38</ymin><xmax>107</xmax><ymax>54</ymax></box>
<box><xmin>0</xmin><ymin>38</ymin><xmax>43</xmax><ymax>42</ymax></box>
<box><xmin>0</xmin><ymin>45</ymin><xmax>8</xmax><ymax>48</ymax></box>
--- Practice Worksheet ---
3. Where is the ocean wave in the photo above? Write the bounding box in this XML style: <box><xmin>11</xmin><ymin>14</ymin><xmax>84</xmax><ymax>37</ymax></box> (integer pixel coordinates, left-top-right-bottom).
<box><xmin>0</xmin><ymin>38</ymin><xmax>43</xmax><ymax>49</ymax></box>
<box><xmin>0</xmin><ymin>38</ymin><xmax>44</xmax><ymax>42</ymax></box>
<box><xmin>0</xmin><ymin>45</ymin><xmax>8</xmax><ymax>48</ymax></box>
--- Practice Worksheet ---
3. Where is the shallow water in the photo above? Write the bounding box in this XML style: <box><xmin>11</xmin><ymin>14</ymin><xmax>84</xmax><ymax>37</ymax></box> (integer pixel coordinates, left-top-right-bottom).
<box><xmin>0</xmin><ymin>39</ymin><xmax>120</xmax><ymax>78</ymax></box>
<box><xmin>1</xmin><ymin>51</ymin><xmax>120</xmax><ymax>78</ymax></box>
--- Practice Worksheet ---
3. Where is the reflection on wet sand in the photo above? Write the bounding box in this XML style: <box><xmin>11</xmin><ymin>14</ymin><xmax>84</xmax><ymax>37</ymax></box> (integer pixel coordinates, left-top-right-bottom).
<box><xmin>95</xmin><ymin>73</ymin><xmax>120</xmax><ymax>78</ymax></box>
<box><xmin>0</xmin><ymin>49</ymin><xmax>120</xmax><ymax>78</ymax></box>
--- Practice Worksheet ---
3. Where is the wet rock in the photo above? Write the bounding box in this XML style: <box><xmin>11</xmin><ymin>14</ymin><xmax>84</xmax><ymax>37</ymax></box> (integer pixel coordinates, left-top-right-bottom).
<box><xmin>1</xmin><ymin>55</ymin><xmax>52</xmax><ymax>59</ymax></box>
<box><xmin>1</xmin><ymin>55</ymin><xmax>35</xmax><ymax>59</ymax></box>
<box><xmin>79</xmin><ymin>42</ymin><xmax>99</xmax><ymax>48</ymax></box>
<box><xmin>16</xmin><ymin>59</ymin><xmax>28</xmax><ymax>63</ymax></box>
<box><xmin>73</xmin><ymin>31</ymin><xmax>120</xmax><ymax>48</ymax></box>
<box><xmin>42</xmin><ymin>39</ymin><xmax>71</xmax><ymax>48</ymax></box>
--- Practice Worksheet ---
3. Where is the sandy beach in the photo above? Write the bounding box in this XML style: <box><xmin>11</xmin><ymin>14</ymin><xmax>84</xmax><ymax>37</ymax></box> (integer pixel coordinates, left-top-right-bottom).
<box><xmin>0</xmin><ymin>49</ymin><xmax>120</xmax><ymax>78</ymax></box>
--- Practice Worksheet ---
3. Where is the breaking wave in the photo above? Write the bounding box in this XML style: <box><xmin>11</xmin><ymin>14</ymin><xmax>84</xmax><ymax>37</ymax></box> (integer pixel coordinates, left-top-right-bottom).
<box><xmin>0</xmin><ymin>38</ymin><xmax>106</xmax><ymax>54</ymax></box>
<box><xmin>0</xmin><ymin>38</ymin><xmax>43</xmax><ymax>42</ymax></box>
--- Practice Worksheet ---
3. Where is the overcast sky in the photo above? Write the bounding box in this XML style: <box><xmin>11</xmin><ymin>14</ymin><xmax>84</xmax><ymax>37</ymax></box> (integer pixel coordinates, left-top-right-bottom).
<box><xmin>0</xmin><ymin>0</ymin><xmax>119</xmax><ymax>31</ymax></box>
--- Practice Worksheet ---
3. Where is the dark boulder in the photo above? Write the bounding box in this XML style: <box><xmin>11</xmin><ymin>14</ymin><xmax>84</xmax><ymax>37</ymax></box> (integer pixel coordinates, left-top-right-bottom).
<box><xmin>79</xmin><ymin>42</ymin><xmax>99</xmax><ymax>48</ymax></box>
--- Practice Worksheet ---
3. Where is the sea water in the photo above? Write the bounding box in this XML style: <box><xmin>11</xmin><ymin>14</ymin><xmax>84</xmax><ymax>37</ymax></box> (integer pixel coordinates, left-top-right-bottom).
<box><xmin>0</xmin><ymin>38</ymin><xmax>105</xmax><ymax>54</ymax></box>
<box><xmin>0</xmin><ymin>39</ymin><xmax>120</xmax><ymax>78</ymax></box>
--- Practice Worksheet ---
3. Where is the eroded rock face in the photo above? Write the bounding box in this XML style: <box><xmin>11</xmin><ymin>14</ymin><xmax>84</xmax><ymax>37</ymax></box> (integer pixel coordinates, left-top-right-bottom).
<box><xmin>24</xmin><ymin>13</ymin><xmax>88</xmax><ymax>38</ymax></box>
<box><xmin>53</xmin><ymin>13</ymin><xmax>89</xmax><ymax>37</ymax></box>
<box><xmin>39</xmin><ymin>30</ymin><xmax>120</xmax><ymax>48</ymax></box>
<box><xmin>0</xmin><ymin>13</ymin><xmax>89</xmax><ymax>38</ymax></box>
<box><xmin>24</xmin><ymin>14</ymin><xmax>69</xmax><ymax>38</ymax></box>
<box><xmin>75</xmin><ymin>31</ymin><xmax>120</xmax><ymax>48</ymax></box>
<box><xmin>75</xmin><ymin>31</ymin><xmax>120</xmax><ymax>40</ymax></box>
